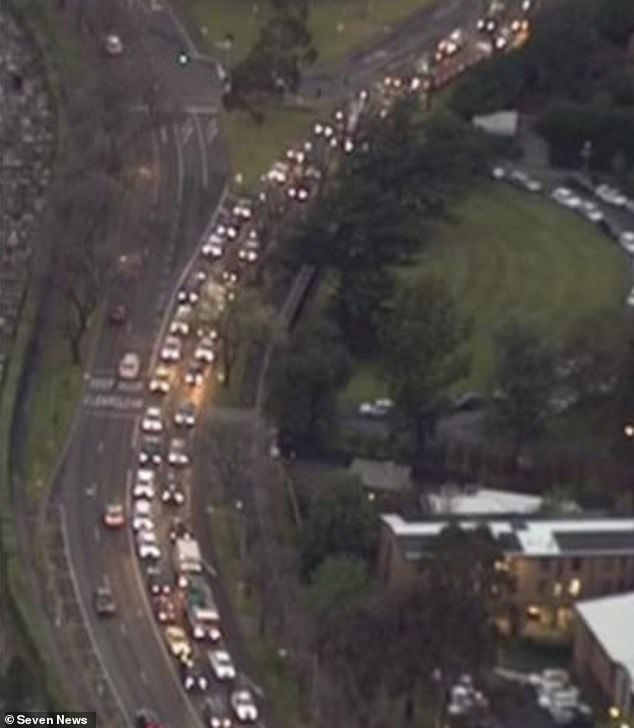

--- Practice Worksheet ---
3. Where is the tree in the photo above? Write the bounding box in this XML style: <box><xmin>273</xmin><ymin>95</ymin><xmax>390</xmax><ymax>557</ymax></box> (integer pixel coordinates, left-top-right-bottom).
<box><xmin>299</xmin><ymin>474</ymin><xmax>377</xmax><ymax>579</ymax></box>
<box><xmin>266</xmin><ymin>312</ymin><xmax>351</xmax><ymax>449</ymax></box>
<box><xmin>380</xmin><ymin>276</ymin><xmax>471</xmax><ymax>471</ymax></box>
<box><xmin>219</xmin><ymin>286</ymin><xmax>276</xmax><ymax>388</ymax></box>
<box><xmin>51</xmin><ymin>173</ymin><xmax>115</xmax><ymax>364</ymax></box>
<box><xmin>1</xmin><ymin>655</ymin><xmax>31</xmax><ymax>710</ymax></box>
<box><xmin>493</xmin><ymin>319</ymin><xmax>556</xmax><ymax>461</ymax></box>
<box><xmin>200</xmin><ymin>421</ymin><xmax>252</xmax><ymax>503</ymax></box>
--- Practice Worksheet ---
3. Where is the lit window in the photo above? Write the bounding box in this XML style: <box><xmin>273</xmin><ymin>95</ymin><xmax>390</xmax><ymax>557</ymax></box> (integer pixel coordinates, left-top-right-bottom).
<box><xmin>568</xmin><ymin>578</ymin><xmax>581</xmax><ymax>596</ymax></box>
<box><xmin>553</xmin><ymin>582</ymin><xmax>563</xmax><ymax>597</ymax></box>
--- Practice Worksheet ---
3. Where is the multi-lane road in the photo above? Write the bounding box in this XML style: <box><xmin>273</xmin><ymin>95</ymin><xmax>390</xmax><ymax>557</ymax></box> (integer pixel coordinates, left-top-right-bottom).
<box><xmin>24</xmin><ymin>0</ymin><xmax>535</xmax><ymax>726</ymax></box>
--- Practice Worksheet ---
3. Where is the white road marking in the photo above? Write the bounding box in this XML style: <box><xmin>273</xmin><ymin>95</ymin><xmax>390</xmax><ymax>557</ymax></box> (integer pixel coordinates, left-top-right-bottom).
<box><xmin>151</xmin><ymin>130</ymin><xmax>161</xmax><ymax>206</ymax></box>
<box><xmin>160</xmin><ymin>126</ymin><xmax>168</xmax><ymax>144</ymax></box>
<box><xmin>181</xmin><ymin>117</ymin><xmax>194</xmax><ymax>146</ymax></box>
<box><xmin>205</xmin><ymin>118</ymin><xmax>218</xmax><ymax>145</ymax></box>
<box><xmin>241</xmin><ymin>671</ymin><xmax>266</xmax><ymax>698</ymax></box>
<box><xmin>82</xmin><ymin>394</ymin><xmax>144</xmax><ymax>412</ymax></box>
<box><xmin>193</xmin><ymin>114</ymin><xmax>208</xmax><ymax>188</ymax></box>
<box><xmin>119</xmin><ymin>622</ymin><xmax>128</xmax><ymax>636</ymax></box>
<box><xmin>85</xmin><ymin>482</ymin><xmax>98</xmax><ymax>498</ymax></box>
<box><xmin>173</xmin><ymin>124</ymin><xmax>185</xmax><ymax>207</ymax></box>
<box><xmin>94</xmin><ymin>525</ymin><xmax>101</xmax><ymax>543</ymax></box>
<box><xmin>202</xmin><ymin>558</ymin><xmax>217</xmax><ymax>578</ymax></box>
<box><xmin>126</xmin><ymin>469</ymin><xmax>134</xmax><ymax>496</ymax></box>
<box><xmin>118</xmin><ymin>381</ymin><xmax>143</xmax><ymax>393</ymax></box>
<box><xmin>97</xmin><ymin>440</ymin><xmax>105</xmax><ymax>455</ymax></box>
<box><xmin>88</xmin><ymin>376</ymin><xmax>115</xmax><ymax>391</ymax></box>
<box><xmin>163</xmin><ymin>1</ymin><xmax>198</xmax><ymax>55</ymax></box>
<box><xmin>131</xmin><ymin>417</ymin><xmax>141</xmax><ymax>450</ymax></box>
<box><xmin>58</xmin><ymin>505</ymin><xmax>129</xmax><ymax>722</ymax></box>
<box><xmin>140</xmin><ymin>669</ymin><xmax>149</xmax><ymax>685</ymax></box>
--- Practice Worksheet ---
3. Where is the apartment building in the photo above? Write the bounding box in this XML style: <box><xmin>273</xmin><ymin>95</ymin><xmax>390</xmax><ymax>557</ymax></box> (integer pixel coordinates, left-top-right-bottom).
<box><xmin>378</xmin><ymin>514</ymin><xmax>634</xmax><ymax>627</ymax></box>
<box><xmin>574</xmin><ymin>592</ymin><xmax>634</xmax><ymax>722</ymax></box>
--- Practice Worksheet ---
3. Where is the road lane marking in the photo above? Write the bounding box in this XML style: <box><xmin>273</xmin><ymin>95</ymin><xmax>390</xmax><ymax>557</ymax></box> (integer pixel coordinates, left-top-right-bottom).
<box><xmin>82</xmin><ymin>393</ymin><xmax>144</xmax><ymax>412</ymax></box>
<box><xmin>202</xmin><ymin>558</ymin><xmax>216</xmax><ymax>578</ymax></box>
<box><xmin>85</xmin><ymin>482</ymin><xmax>98</xmax><ymax>498</ymax></box>
<box><xmin>181</xmin><ymin>117</ymin><xmax>194</xmax><ymax>146</ymax></box>
<box><xmin>160</xmin><ymin>126</ymin><xmax>168</xmax><ymax>144</ymax></box>
<box><xmin>58</xmin><ymin>505</ymin><xmax>129</xmax><ymax>722</ymax></box>
<box><xmin>193</xmin><ymin>113</ymin><xmax>208</xmax><ymax>188</ymax></box>
<box><xmin>206</xmin><ymin>118</ymin><xmax>218</xmax><ymax>145</ymax></box>
<box><xmin>118</xmin><ymin>381</ymin><xmax>143</xmax><ymax>393</ymax></box>
<box><xmin>131</xmin><ymin>417</ymin><xmax>141</xmax><ymax>450</ymax></box>
<box><xmin>140</xmin><ymin>669</ymin><xmax>149</xmax><ymax>685</ymax></box>
<box><xmin>94</xmin><ymin>525</ymin><xmax>101</xmax><ymax>544</ymax></box>
<box><xmin>119</xmin><ymin>622</ymin><xmax>128</xmax><ymax>637</ymax></box>
<box><xmin>173</xmin><ymin>124</ymin><xmax>185</xmax><ymax>207</ymax></box>
<box><xmin>126</xmin><ymin>469</ymin><xmax>133</xmax><ymax>496</ymax></box>
<box><xmin>163</xmin><ymin>1</ymin><xmax>198</xmax><ymax>55</ymax></box>
<box><xmin>151</xmin><ymin>130</ymin><xmax>161</xmax><ymax>206</ymax></box>
<box><xmin>97</xmin><ymin>440</ymin><xmax>105</xmax><ymax>455</ymax></box>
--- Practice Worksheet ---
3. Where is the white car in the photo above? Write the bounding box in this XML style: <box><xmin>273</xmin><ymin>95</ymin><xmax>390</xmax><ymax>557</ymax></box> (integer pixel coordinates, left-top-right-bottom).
<box><xmin>578</xmin><ymin>200</ymin><xmax>603</xmax><ymax>223</ymax></box>
<box><xmin>551</xmin><ymin>187</ymin><xmax>581</xmax><ymax>209</ymax></box>
<box><xmin>627</xmin><ymin>287</ymin><xmax>634</xmax><ymax>307</ymax></box>
<box><xmin>230</xmin><ymin>689</ymin><xmax>258</xmax><ymax>723</ymax></box>
<box><xmin>238</xmin><ymin>231</ymin><xmax>260</xmax><ymax>263</ymax></box>
<box><xmin>202</xmin><ymin>233</ymin><xmax>225</xmax><ymax>259</ymax></box>
<box><xmin>137</xmin><ymin>529</ymin><xmax>158</xmax><ymax>547</ymax></box>
<box><xmin>216</xmin><ymin>221</ymin><xmax>238</xmax><ymax>241</ymax></box>
<box><xmin>208</xmin><ymin>650</ymin><xmax>236</xmax><ymax>681</ymax></box>
<box><xmin>595</xmin><ymin>183</ymin><xmax>627</xmax><ymax>207</ymax></box>
<box><xmin>232</xmin><ymin>199</ymin><xmax>252</xmax><ymax>221</ymax></box>
<box><xmin>104</xmin><ymin>33</ymin><xmax>124</xmax><ymax>56</ymax></box>
<box><xmin>165</xmin><ymin>626</ymin><xmax>192</xmax><ymax>662</ymax></box>
<box><xmin>619</xmin><ymin>231</ymin><xmax>634</xmax><ymax>254</ymax></box>
<box><xmin>168</xmin><ymin>438</ymin><xmax>189</xmax><ymax>467</ymax></box>
<box><xmin>491</xmin><ymin>166</ymin><xmax>506</xmax><ymax>180</ymax></box>
<box><xmin>118</xmin><ymin>352</ymin><xmax>140</xmax><ymax>380</ymax></box>
<box><xmin>524</xmin><ymin>178</ymin><xmax>542</xmax><ymax>193</ymax></box>
<box><xmin>132</xmin><ymin>500</ymin><xmax>153</xmax><ymax>532</ymax></box>
<box><xmin>195</xmin><ymin>338</ymin><xmax>216</xmax><ymax>364</ymax></box>
<box><xmin>141</xmin><ymin>407</ymin><xmax>163</xmax><ymax>433</ymax></box>
<box><xmin>138</xmin><ymin>544</ymin><xmax>160</xmax><ymax>564</ymax></box>
<box><xmin>170</xmin><ymin>318</ymin><xmax>190</xmax><ymax>337</ymax></box>
<box><xmin>160</xmin><ymin>336</ymin><xmax>182</xmax><ymax>362</ymax></box>
<box><xmin>267</xmin><ymin>161</ymin><xmax>288</xmax><ymax>184</ymax></box>
<box><xmin>133</xmin><ymin>469</ymin><xmax>155</xmax><ymax>499</ymax></box>
<box><xmin>358</xmin><ymin>397</ymin><xmax>394</xmax><ymax>418</ymax></box>
<box><xmin>103</xmin><ymin>503</ymin><xmax>125</xmax><ymax>528</ymax></box>
<box><xmin>148</xmin><ymin>365</ymin><xmax>170</xmax><ymax>395</ymax></box>
<box><xmin>174</xmin><ymin>402</ymin><xmax>196</xmax><ymax>428</ymax></box>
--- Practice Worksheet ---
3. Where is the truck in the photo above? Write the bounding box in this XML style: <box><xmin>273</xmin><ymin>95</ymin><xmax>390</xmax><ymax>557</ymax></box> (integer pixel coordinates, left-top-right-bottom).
<box><xmin>186</xmin><ymin>575</ymin><xmax>221</xmax><ymax>641</ymax></box>
<box><xmin>173</xmin><ymin>537</ymin><xmax>202</xmax><ymax>574</ymax></box>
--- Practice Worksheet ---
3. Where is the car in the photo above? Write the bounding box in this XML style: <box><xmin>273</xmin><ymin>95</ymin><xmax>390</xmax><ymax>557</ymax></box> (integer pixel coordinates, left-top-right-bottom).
<box><xmin>162</xmin><ymin>484</ymin><xmax>185</xmax><ymax>506</ymax></box>
<box><xmin>108</xmin><ymin>303</ymin><xmax>127</xmax><ymax>325</ymax></box>
<box><xmin>119</xmin><ymin>352</ymin><xmax>141</xmax><ymax>380</ymax></box>
<box><xmin>169</xmin><ymin>317</ymin><xmax>190</xmax><ymax>337</ymax></box>
<box><xmin>358</xmin><ymin>397</ymin><xmax>394</xmax><ymax>418</ymax></box>
<box><xmin>139</xmin><ymin>436</ymin><xmax>162</xmax><ymax>467</ymax></box>
<box><xmin>509</xmin><ymin>169</ymin><xmax>528</xmax><ymax>185</ymax></box>
<box><xmin>181</xmin><ymin>663</ymin><xmax>209</xmax><ymax>692</ymax></box>
<box><xmin>165</xmin><ymin>626</ymin><xmax>192</xmax><ymax>663</ymax></box>
<box><xmin>267</xmin><ymin>161</ymin><xmax>289</xmax><ymax>184</ymax></box>
<box><xmin>152</xmin><ymin>593</ymin><xmax>176</xmax><ymax>624</ymax></box>
<box><xmin>551</xmin><ymin>187</ymin><xmax>581</xmax><ymax>209</ymax></box>
<box><xmin>104</xmin><ymin>33</ymin><xmax>124</xmax><ymax>56</ymax></box>
<box><xmin>619</xmin><ymin>231</ymin><xmax>634</xmax><ymax>254</ymax></box>
<box><xmin>208</xmin><ymin>649</ymin><xmax>236</xmax><ymax>681</ymax></box>
<box><xmin>137</xmin><ymin>528</ymin><xmax>159</xmax><ymax>547</ymax></box>
<box><xmin>232</xmin><ymin>198</ymin><xmax>252</xmax><ymax>221</ymax></box>
<box><xmin>133</xmin><ymin>469</ymin><xmax>156</xmax><ymax>499</ymax></box>
<box><xmin>230</xmin><ymin>689</ymin><xmax>258</xmax><ymax>723</ymax></box>
<box><xmin>168</xmin><ymin>438</ymin><xmax>189</xmax><ymax>467</ymax></box>
<box><xmin>202</xmin><ymin>696</ymin><xmax>233</xmax><ymax>728</ymax></box>
<box><xmin>238</xmin><ymin>231</ymin><xmax>260</xmax><ymax>263</ymax></box>
<box><xmin>491</xmin><ymin>166</ymin><xmax>506</xmax><ymax>180</ymax></box>
<box><xmin>138</xmin><ymin>542</ymin><xmax>161</xmax><ymax>560</ymax></box>
<box><xmin>185</xmin><ymin>361</ymin><xmax>207</xmax><ymax>387</ymax></box>
<box><xmin>148</xmin><ymin>571</ymin><xmax>172</xmax><ymax>597</ymax></box>
<box><xmin>141</xmin><ymin>407</ymin><xmax>163</xmax><ymax>434</ymax></box>
<box><xmin>103</xmin><ymin>503</ymin><xmax>125</xmax><ymax>528</ymax></box>
<box><xmin>195</xmin><ymin>337</ymin><xmax>216</xmax><ymax>364</ymax></box>
<box><xmin>523</xmin><ymin>178</ymin><xmax>542</xmax><ymax>193</ymax></box>
<box><xmin>134</xmin><ymin>710</ymin><xmax>165</xmax><ymax>728</ymax></box>
<box><xmin>595</xmin><ymin>183</ymin><xmax>627</xmax><ymax>207</ymax></box>
<box><xmin>177</xmin><ymin>276</ymin><xmax>202</xmax><ymax>306</ymax></box>
<box><xmin>94</xmin><ymin>582</ymin><xmax>116</xmax><ymax>616</ymax></box>
<box><xmin>169</xmin><ymin>517</ymin><xmax>193</xmax><ymax>543</ymax></box>
<box><xmin>627</xmin><ymin>287</ymin><xmax>634</xmax><ymax>308</ymax></box>
<box><xmin>132</xmin><ymin>499</ymin><xmax>153</xmax><ymax>531</ymax></box>
<box><xmin>578</xmin><ymin>200</ymin><xmax>604</xmax><ymax>223</ymax></box>
<box><xmin>174</xmin><ymin>402</ymin><xmax>196</xmax><ymax>428</ymax></box>
<box><xmin>202</xmin><ymin>232</ymin><xmax>226</xmax><ymax>259</ymax></box>
<box><xmin>216</xmin><ymin>222</ymin><xmax>238</xmax><ymax>241</ymax></box>
<box><xmin>149</xmin><ymin>364</ymin><xmax>171</xmax><ymax>395</ymax></box>
<box><xmin>160</xmin><ymin>336</ymin><xmax>182</xmax><ymax>362</ymax></box>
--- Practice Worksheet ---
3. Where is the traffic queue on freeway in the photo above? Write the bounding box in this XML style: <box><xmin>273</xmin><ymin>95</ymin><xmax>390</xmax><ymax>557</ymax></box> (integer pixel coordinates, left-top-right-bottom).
<box><xmin>94</xmin><ymin>3</ymin><xmax>536</xmax><ymax>726</ymax></box>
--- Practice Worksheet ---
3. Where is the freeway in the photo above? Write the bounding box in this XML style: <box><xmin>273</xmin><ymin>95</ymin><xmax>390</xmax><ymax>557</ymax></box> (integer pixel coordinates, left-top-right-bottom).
<box><xmin>48</xmin><ymin>0</ymin><xmax>227</xmax><ymax>725</ymax></box>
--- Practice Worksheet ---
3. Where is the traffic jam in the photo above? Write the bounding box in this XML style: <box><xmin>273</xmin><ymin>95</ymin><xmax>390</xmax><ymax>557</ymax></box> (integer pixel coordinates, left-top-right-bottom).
<box><xmin>98</xmin><ymin>2</ymin><xmax>535</xmax><ymax>726</ymax></box>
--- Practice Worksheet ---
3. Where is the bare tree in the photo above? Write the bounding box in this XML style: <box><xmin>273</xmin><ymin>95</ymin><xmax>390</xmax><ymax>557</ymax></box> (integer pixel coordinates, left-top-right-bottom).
<box><xmin>199</xmin><ymin>421</ymin><xmax>252</xmax><ymax>503</ymax></box>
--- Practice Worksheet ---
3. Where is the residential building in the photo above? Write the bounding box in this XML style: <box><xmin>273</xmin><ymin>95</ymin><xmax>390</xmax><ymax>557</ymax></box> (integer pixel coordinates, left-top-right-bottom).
<box><xmin>378</xmin><ymin>514</ymin><xmax>634</xmax><ymax>627</ymax></box>
<box><xmin>426</xmin><ymin>485</ymin><xmax>543</xmax><ymax>516</ymax></box>
<box><xmin>349</xmin><ymin>458</ymin><xmax>411</xmax><ymax>497</ymax></box>
<box><xmin>574</xmin><ymin>592</ymin><xmax>634</xmax><ymax>723</ymax></box>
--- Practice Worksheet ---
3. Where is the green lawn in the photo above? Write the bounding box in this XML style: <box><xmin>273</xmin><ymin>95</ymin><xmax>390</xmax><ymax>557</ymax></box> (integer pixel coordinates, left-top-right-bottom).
<box><xmin>180</xmin><ymin>0</ymin><xmax>433</xmax><ymax>64</ymax></box>
<box><xmin>342</xmin><ymin>184</ymin><xmax>630</xmax><ymax>402</ymax></box>
<box><xmin>222</xmin><ymin>104</ymin><xmax>319</xmax><ymax>189</ymax></box>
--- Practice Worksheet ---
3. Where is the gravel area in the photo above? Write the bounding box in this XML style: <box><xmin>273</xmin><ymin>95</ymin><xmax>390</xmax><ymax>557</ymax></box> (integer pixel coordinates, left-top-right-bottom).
<box><xmin>0</xmin><ymin>6</ymin><xmax>55</xmax><ymax>385</ymax></box>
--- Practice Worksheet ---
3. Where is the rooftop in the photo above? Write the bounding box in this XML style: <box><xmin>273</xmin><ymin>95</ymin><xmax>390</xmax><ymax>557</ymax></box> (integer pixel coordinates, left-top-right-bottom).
<box><xmin>382</xmin><ymin>514</ymin><xmax>634</xmax><ymax>558</ymax></box>
<box><xmin>427</xmin><ymin>486</ymin><xmax>543</xmax><ymax>515</ymax></box>
<box><xmin>350</xmin><ymin>458</ymin><xmax>411</xmax><ymax>492</ymax></box>
<box><xmin>576</xmin><ymin>592</ymin><xmax>634</xmax><ymax>683</ymax></box>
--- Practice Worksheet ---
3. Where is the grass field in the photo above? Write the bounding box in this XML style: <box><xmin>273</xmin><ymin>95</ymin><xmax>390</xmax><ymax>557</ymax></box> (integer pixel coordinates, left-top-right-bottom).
<box><xmin>181</xmin><ymin>0</ymin><xmax>432</xmax><ymax>64</ymax></box>
<box><xmin>342</xmin><ymin>184</ymin><xmax>630</xmax><ymax>403</ymax></box>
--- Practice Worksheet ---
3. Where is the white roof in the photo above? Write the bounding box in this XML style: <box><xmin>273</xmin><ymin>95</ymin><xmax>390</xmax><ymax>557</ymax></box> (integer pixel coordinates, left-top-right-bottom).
<box><xmin>576</xmin><ymin>592</ymin><xmax>634</xmax><ymax>682</ymax></box>
<box><xmin>428</xmin><ymin>487</ymin><xmax>542</xmax><ymax>515</ymax></box>
<box><xmin>382</xmin><ymin>514</ymin><xmax>634</xmax><ymax>557</ymax></box>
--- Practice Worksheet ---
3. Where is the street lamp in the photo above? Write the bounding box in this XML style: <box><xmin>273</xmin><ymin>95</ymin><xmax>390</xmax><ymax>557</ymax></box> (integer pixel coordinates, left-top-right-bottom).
<box><xmin>580</xmin><ymin>139</ymin><xmax>593</xmax><ymax>177</ymax></box>
<box><xmin>624</xmin><ymin>424</ymin><xmax>634</xmax><ymax>438</ymax></box>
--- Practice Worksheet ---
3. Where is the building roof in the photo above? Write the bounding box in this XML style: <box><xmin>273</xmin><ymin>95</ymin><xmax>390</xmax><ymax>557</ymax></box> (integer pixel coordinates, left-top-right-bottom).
<box><xmin>382</xmin><ymin>514</ymin><xmax>634</xmax><ymax>558</ymax></box>
<box><xmin>576</xmin><ymin>592</ymin><xmax>634</xmax><ymax>684</ymax></box>
<box><xmin>428</xmin><ymin>486</ymin><xmax>543</xmax><ymax>515</ymax></box>
<box><xmin>349</xmin><ymin>459</ymin><xmax>411</xmax><ymax>492</ymax></box>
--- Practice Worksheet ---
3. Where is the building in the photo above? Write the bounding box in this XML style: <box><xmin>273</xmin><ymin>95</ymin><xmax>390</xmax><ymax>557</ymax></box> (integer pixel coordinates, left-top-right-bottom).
<box><xmin>378</xmin><ymin>514</ymin><xmax>634</xmax><ymax>627</ymax></box>
<box><xmin>426</xmin><ymin>485</ymin><xmax>543</xmax><ymax>516</ymax></box>
<box><xmin>349</xmin><ymin>458</ymin><xmax>411</xmax><ymax>497</ymax></box>
<box><xmin>574</xmin><ymin>592</ymin><xmax>634</xmax><ymax>722</ymax></box>
<box><xmin>472</xmin><ymin>109</ymin><xmax>519</xmax><ymax>137</ymax></box>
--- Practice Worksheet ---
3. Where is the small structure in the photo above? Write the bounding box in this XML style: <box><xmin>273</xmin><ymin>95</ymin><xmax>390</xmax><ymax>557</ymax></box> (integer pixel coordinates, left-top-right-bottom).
<box><xmin>472</xmin><ymin>109</ymin><xmax>519</xmax><ymax>137</ymax></box>
<box><xmin>574</xmin><ymin>591</ymin><xmax>634</xmax><ymax>722</ymax></box>
<box><xmin>427</xmin><ymin>484</ymin><xmax>543</xmax><ymax>516</ymax></box>
<box><xmin>349</xmin><ymin>458</ymin><xmax>411</xmax><ymax>498</ymax></box>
